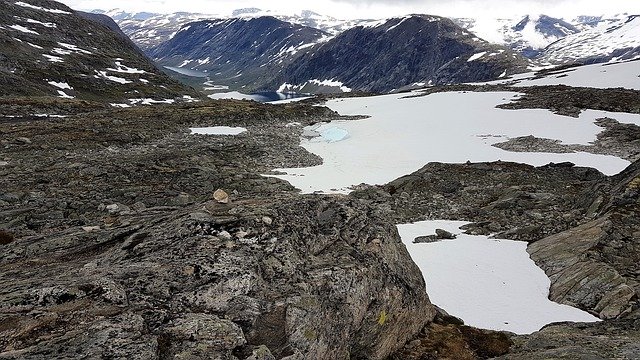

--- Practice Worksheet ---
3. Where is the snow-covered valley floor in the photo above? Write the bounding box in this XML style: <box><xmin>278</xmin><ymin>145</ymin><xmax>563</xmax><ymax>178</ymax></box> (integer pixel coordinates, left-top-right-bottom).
<box><xmin>271</xmin><ymin>91</ymin><xmax>640</xmax><ymax>194</ymax></box>
<box><xmin>397</xmin><ymin>221</ymin><xmax>600</xmax><ymax>334</ymax></box>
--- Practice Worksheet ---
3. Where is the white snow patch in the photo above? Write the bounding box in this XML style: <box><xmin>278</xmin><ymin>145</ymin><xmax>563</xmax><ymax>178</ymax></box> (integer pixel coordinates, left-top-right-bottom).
<box><xmin>51</xmin><ymin>48</ymin><xmax>72</xmax><ymax>55</ymax></box>
<box><xmin>110</xmin><ymin>103</ymin><xmax>131</xmax><ymax>108</ymax></box>
<box><xmin>58</xmin><ymin>42</ymin><xmax>92</xmax><ymax>55</ymax></box>
<box><xmin>397</xmin><ymin>220</ymin><xmax>601</xmax><ymax>334</ymax></box>
<box><xmin>42</xmin><ymin>54</ymin><xmax>64</xmax><ymax>63</ymax></box>
<box><xmin>386</xmin><ymin>16</ymin><xmax>411</xmax><ymax>32</ymax></box>
<box><xmin>484</xmin><ymin>61</ymin><xmax>640</xmax><ymax>91</ymax></box>
<box><xmin>467</xmin><ymin>51</ymin><xmax>487</xmax><ymax>62</ymax></box>
<box><xmin>9</xmin><ymin>24</ymin><xmax>39</xmax><ymax>35</ymax></box>
<box><xmin>23</xmin><ymin>18</ymin><xmax>57</xmax><ymax>28</ymax></box>
<box><xmin>207</xmin><ymin>92</ymin><xmax>261</xmax><ymax>101</ymax></box>
<box><xmin>129</xmin><ymin>98</ymin><xmax>175</xmax><ymax>105</ymax></box>
<box><xmin>309</xmin><ymin>79</ymin><xmax>352</xmax><ymax>92</ymax></box>
<box><xmin>190</xmin><ymin>126</ymin><xmax>247</xmax><ymax>135</ymax></box>
<box><xmin>95</xmin><ymin>71</ymin><xmax>132</xmax><ymax>84</ymax></box>
<box><xmin>269</xmin><ymin>91</ymin><xmax>640</xmax><ymax>194</ymax></box>
<box><xmin>107</xmin><ymin>61</ymin><xmax>145</xmax><ymax>74</ymax></box>
<box><xmin>47</xmin><ymin>81</ymin><xmax>72</xmax><ymax>90</ymax></box>
<box><xmin>15</xmin><ymin>2</ymin><xmax>71</xmax><ymax>14</ymax></box>
<box><xmin>26</xmin><ymin>41</ymin><xmax>42</xmax><ymax>49</ymax></box>
<box><xmin>57</xmin><ymin>90</ymin><xmax>73</xmax><ymax>99</ymax></box>
<box><xmin>269</xmin><ymin>96</ymin><xmax>314</xmax><ymax>104</ymax></box>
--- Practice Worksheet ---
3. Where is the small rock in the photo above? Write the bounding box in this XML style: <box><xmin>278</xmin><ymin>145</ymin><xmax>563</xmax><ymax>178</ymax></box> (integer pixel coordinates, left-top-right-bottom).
<box><xmin>247</xmin><ymin>345</ymin><xmax>276</xmax><ymax>360</ymax></box>
<box><xmin>15</xmin><ymin>137</ymin><xmax>31</xmax><ymax>144</ymax></box>
<box><xmin>82</xmin><ymin>226</ymin><xmax>101</xmax><ymax>233</ymax></box>
<box><xmin>262</xmin><ymin>216</ymin><xmax>273</xmax><ymax>225</ymax></box>
<box><xmin>131</xmin><ymin>202</ymin><xmax>146</xmax><ymax>212</ymax></box>
<box><xmin>413</xmin><ymin>235</ymin><xmax>438</xmax><ymax>244</ymax></box>
<box><xmin>435</xmin><ymin>229</ymin><xmax>456</xmax><ymax>240</ymax></box>
<box><xmin>218</xmin><ymin>231</ymin><xmax>232</xmax><ymax>240</ymax></box>
<box><xmin>236</xmin><ymin>230</ymin><xmax>249</xmax><ymax>239</ymax></box>
<box><xmin>0</xmin><ymin>161</ymin><xmax>8</xmax><ymax>166</ymax></box>
<box><xmin>213</xmin><ymin>189</ymin><xmax>230</xmax><ymax>204</ymax></box>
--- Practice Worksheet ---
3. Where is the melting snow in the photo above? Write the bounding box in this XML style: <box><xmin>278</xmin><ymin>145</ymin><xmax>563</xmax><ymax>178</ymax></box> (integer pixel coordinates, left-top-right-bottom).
<box><xmin>15</xmin><ymin>1</ymin><xmax>71</xmax><ymax>14</ymax></box>
<box><xmin>42</xmin><ymin>54</ymin><xmax>64</xmax><ymax>62</ymax></box>
<box><xmin>397</xmin><ymin>220</ymin><xmax>600</xmax><ymax>334</ymax></box>
<box><xmin>58</xmin><ymin>42</ymin><xmax>93</xmax><ymax>55</ymax></box>
<box><xmin>107</xmin><ymin>61</ymin><xmax>145</xmax><ymax>74</ymax></box>
<box><xmin>95</xmin><ymin>71</ymin><xmax>132</xmax><ymax>84</ymax></box>
<box><xmin>190</xmin><ymin>126</ymin><xmax>248</xmax><ymax>135</ymax></box>
<box><xmin>9</xmin><ymin>24</ymin><xmax>39</xmax><ymax>35</ymax></box>
<box><xmin>270</xmin><ymin>91</ymin><xmax>640</xmax><ymax>194</ymax></box>
<box><xmin>24</xmin><ymin>18</ymin><xmax>57</xmax><ymax>28</ymax></box>
<box><xmin>57</xmin><ymin>90</ymin><xmax>73</xmax><ymax>99</ymax></box>
<box><xmin>208</xmin><ymin>92</ymin><xmax>262</xmax><ymax>101</ymax></box>
<box><xmin>47</xmin><ymin>81</ymin><xmax>72</xmax><ymax>90</ymax></box>
<box><xmin>129</xmin><ymin>98</ymin><xmax>175</xmax><ymax>105</ymax></box>
<box><xmin>484</xmin><ymin>61</ymin><xmax>640</xmax><ymax>91</ymax></box>
<box><xmin>467</xmin><ymin>51</ymin><xmax>487</xmax><ymax>62</ymax></box>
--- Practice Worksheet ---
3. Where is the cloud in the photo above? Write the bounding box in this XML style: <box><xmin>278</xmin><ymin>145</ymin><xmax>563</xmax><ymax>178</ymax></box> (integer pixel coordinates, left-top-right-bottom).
<box><xmin>58</xmin><ymin>0</ymin><xmax>640</xmax><ymax>19</ymax></box>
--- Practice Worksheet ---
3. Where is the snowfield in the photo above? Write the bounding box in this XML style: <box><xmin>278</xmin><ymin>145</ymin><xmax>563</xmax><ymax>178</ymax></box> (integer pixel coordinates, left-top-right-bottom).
<box><xmin>270</xmin><ymin>91</ymin><xmax>640</xmax><ymax>193</ymax></box>
<box><xmin>190</xmin><ymin>126</ymin><xmax>248</xmax><ymax>135</ymax></box>
<box><xmin>485</xmin><ymin>60</ymin><xmax>640</xmax><ymax>90</ymax></box>
<box><xmin>397</xmin><ymin>220</ymin><xmax>600</xmax><ymax>334</ymax></box>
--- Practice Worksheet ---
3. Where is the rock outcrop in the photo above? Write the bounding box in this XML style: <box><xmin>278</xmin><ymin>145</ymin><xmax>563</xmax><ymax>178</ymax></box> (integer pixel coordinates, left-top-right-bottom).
<box><xmin>528</xmin><ymin>159</ymin><xmax>640</xmax><ymax>320</ymax></box>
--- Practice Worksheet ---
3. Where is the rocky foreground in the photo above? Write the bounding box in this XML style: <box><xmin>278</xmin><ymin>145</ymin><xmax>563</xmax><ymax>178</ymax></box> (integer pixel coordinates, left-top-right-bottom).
<box><xmin>1</xmin><ymin>91</ymin><xmax>640</xmax><ymax>359</ymax></box>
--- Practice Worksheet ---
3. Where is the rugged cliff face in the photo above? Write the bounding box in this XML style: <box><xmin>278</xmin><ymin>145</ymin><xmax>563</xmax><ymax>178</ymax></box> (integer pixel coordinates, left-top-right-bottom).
<box><xmin>149</xmin><ymin>17</ymin><xmax>329</xmax><ymax>91</ymax></box>
<box><xmin>0</xmin><ymin>0</ymin><xmax>197</xmax><ymax>102</ymax></box>
<box><xmin>528</xmin><ymin>158</ymin><xmax>640</xmax><ymax>320</ymax></box>
<box><xmin>272</xmin><ymin>15</ymin><xmax>528</xmax><ymax>93</ymax></box>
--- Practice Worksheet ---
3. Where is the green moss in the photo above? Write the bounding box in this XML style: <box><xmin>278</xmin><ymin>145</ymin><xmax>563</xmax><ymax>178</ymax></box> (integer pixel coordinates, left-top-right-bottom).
<box><xmin>378</xmin><ymin>310</ymin><xmax>388</xmax><ymax>326</ymax></box>
<box><xmin>303</xmin><ymin>329</ymin><xmax>317</xmax><ymax>341</ymax></box>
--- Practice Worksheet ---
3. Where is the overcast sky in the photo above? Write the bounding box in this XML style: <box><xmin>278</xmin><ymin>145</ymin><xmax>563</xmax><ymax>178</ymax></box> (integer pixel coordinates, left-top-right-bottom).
<box><xmin>57</xmin><ymin>0</ymin><xmax>640</xmax><ymax>19</ymax></box>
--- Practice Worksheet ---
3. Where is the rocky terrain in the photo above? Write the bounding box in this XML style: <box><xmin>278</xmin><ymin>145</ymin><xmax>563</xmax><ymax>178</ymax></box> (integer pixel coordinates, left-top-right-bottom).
<box><xmin>0</xmin><ymin>99</ymin><xmax>435</xmax><ymax>359</ymax></box>
<box><xmin>1</xmin><ymin>80</ymin><xmax>640</xmax><ymax>359</ymax></box>
<box><xmin>2</xmin><ymin>2</ymin><xmax>640</xmax><ymax>358</ymax></box>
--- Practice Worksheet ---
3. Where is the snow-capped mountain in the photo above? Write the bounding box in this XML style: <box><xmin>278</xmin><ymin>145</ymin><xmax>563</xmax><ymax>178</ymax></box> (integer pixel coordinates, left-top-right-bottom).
<box><xmin>0</xmin><ymin>0</ymin><xmax>196</xmax><ymax>101</ymax></box>
<box><xmin>538</xmin><ymin>15</ymin><xmax>640</xmax><ymax>65</ymax></box>
<box><xmin>273</xmin><ymin>15</ymin><xmax>528</xmax><ymax>93</ymax></box>
<box><xmin>93</xmin><ymin>8</ymin><xmax>370</xmax><ymax>51</ymax></box>
<box><xmin>456</xmin><ymin>14</ymin><xmax>580</xmax><ymax>58</ymax></box>
<box><xmin>149</xmin><ymin>17</ymin><xmax>331</xmax><ymax>91</ymax></box>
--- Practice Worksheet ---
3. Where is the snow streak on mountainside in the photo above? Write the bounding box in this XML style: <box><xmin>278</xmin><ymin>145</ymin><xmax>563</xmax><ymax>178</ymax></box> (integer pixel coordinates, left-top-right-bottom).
<box><xmin>538</xmin><ymin>15</ymin><xmax>640</xmax><ymax>65</ymax></box>
<box><xmin>273</xmin><ymin>15</ymin><xmax>528</xmax><ymax>93</ymax></box>
<box><xmin>0</xmin><ymin>0</ymin><xmax>196</xmax><ymax>102</ymax></box>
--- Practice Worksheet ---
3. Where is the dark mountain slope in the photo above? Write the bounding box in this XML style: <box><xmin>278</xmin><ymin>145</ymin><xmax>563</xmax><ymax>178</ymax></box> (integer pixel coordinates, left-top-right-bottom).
<box><xmin>272</xmin><ymin>15</ymin><xmax>529</xmax><ymax>93</ymax></box>
<box><xmin>149</xmin><ymin>16</ymin><xmax>329</xmax><ymax>91</ymax></box>
<box><xmin>0</xmin><ymin>0</ymin><xmax>197</xmax><ymax>102</ymax></box>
